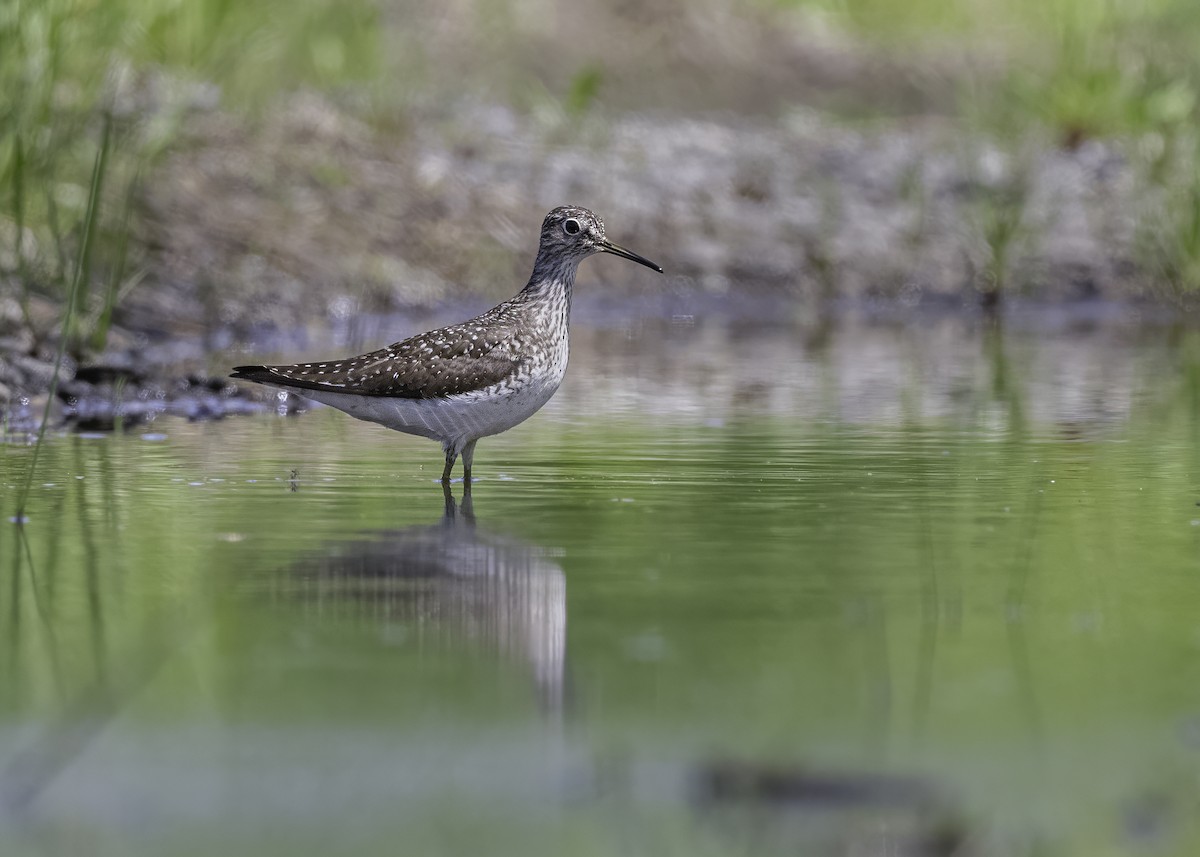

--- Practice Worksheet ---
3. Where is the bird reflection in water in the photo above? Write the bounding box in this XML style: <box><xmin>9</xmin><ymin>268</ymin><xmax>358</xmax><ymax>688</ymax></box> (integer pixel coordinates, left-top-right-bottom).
<box><xmin>283</xmin><ymin>483</ymin><xmax>566</xmax><ymax>716</ymax></box>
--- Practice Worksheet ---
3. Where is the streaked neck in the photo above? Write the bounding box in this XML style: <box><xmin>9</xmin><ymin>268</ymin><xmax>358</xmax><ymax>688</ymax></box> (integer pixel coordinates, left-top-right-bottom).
<box><xmin>520</xmin><ymin>253</ymin><xmax>579</xmax><ymax>307</ymax></box>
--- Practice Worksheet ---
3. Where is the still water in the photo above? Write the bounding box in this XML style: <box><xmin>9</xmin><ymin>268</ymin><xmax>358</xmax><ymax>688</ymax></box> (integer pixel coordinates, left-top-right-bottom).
<box><xmin>3</xmin><ymin>310</ymin><xmax>1200</xmax><ymax>855</ymax></box>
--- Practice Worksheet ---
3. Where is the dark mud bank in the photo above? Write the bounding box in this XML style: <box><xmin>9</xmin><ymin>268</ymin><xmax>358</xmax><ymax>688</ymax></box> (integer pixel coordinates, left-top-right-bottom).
<box><xmin>1</xmin><ymin>363</ymin><xmax>280</xmax><ymax>438</ymax></box>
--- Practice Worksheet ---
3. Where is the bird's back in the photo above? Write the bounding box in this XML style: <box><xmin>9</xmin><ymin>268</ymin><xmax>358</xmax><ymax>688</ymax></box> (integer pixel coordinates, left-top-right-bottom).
<box><xmin>232</xmin><ymin>301</ymin><xmax>535</xmax><ymax>399</ymax></box>
<box><xmin>231</xmin><ymin>294</ymin><xmax>571</xmax><ymax>445</ymax></box>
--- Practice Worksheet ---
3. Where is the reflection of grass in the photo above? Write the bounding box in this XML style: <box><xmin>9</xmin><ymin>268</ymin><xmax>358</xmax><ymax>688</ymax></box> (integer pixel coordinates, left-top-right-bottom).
<box><xmin>0</xmin><ymin>0</ymin><xmax>378</xmax><ymax>352</ymax></box>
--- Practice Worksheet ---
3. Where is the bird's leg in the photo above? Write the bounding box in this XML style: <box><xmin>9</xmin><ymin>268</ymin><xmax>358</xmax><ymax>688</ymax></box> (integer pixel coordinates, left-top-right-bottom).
<box><xmin>441</xmin><ymin>447</ymin><xmax>457</xmax><ymax>484</ymax></box>
<box><xmin>459</xmin><ymin>484</ymin><xmax>475</xmax><ymax>520</ymax></box>
<box><xmin>461</xmin><ymin>440</ymin><xmax>478</xmax><ymax>484</ymax></box>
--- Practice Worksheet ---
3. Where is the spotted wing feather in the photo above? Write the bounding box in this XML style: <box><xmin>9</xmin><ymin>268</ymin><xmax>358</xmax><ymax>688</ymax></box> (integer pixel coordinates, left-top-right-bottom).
<box><xmin>232</xmin><ymin>314</ymin><xmax>524</xmax><ymax>399</ymax></box>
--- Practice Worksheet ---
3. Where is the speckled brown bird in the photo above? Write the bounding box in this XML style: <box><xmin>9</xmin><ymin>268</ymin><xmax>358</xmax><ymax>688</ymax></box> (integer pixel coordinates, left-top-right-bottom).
<box><xmin>232</xmin><ymin>206</ymin><xmax>662</xmax><ymax>483</ymax></box>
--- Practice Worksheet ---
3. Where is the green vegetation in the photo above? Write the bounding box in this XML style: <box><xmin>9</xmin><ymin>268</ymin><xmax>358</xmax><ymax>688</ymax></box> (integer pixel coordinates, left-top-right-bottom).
<box><xmin>12</xmin><ymin>113</ymin><xmax>109</xmax><ymax>523</ymax></box>
<box><xmin>969</xmin><ymin>154</ymin><xmax>1035</xmax><ymax>306</ymax></box>
<box><xmin>9</xmin><ymin>0</ymin><xmax>1200</xmax><ymax>343</ymax></box>
<box><xmin>779</xmin><ymin>0</ymin><xmax>1200</xmax><ymax>294</ymax></box>
<box><xmin>781</xmin><ymin>0</ymin><xmax>1200</xmax><ymax>140</ymax></box>
<box><xmin>0</xmin><ymin>0</ymin><xmax>379</xmax><ymax>352</ymax></box>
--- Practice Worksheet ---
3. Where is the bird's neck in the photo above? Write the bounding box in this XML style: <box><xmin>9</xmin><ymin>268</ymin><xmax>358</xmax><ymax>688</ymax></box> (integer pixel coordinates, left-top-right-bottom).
<box><xmin>520</xmin><ymin>253</ymin><xmax>578</xmax><ymax>318</ymax></box>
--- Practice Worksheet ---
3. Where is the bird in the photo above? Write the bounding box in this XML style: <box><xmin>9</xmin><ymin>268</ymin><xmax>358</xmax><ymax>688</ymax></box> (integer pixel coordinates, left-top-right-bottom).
<box><xmin>231</xmin><ymin>206</ymin><xmax>663</xmax><ymax>484</ymax></box>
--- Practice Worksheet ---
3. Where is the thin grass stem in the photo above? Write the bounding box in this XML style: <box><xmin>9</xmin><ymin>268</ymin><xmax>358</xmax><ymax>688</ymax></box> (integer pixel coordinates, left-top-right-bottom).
<box><xmin>12</xmin><ymin>133</ymin><xmax>36</xmax><ymax>336</ymax></box>
<box><xmin>13</xmin><ymin>117</ymin><xmax>113</xmax><ymax>522</ymax></box>
<box><xmin>91</xmin><ymin>169</ymin><xmax>138</xmax><ymax>353</ymax></box>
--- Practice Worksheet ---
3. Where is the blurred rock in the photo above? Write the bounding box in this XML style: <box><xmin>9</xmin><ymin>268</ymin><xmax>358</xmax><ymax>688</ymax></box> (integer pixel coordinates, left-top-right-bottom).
<box><xmin>14</xmin><ymin>354</ymin><xmax>72</xmax><ymax>389</ymax></box>
<box><xmin>133</xmin><ymin>93</ymin><xmax>1142</xmax><ymax>338</ymax></box>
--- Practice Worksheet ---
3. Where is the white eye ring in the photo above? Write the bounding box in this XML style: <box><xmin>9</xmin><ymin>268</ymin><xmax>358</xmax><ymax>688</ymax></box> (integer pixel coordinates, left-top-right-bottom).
<box><xmin>563</xmin><ymin>218</ymin><xmax>581</xmax><ymax>235</ymax></box>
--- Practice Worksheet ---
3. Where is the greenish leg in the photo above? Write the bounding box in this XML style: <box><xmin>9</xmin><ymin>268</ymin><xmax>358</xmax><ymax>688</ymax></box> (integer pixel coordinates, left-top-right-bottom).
<box><xmin>441</xmin><ymin>448</ymin><xmax>457</xmax><ymax>484</ymax></box>
<box><xmin>461</xmin><ymin>440</ymin><xmax>478</xmax><ymax>483</ymax></box>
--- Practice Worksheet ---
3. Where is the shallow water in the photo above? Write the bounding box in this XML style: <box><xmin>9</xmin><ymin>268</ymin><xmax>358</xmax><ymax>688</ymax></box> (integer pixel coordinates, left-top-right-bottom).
<box><xmin>3</xmin><ymin>312</ymin><xmax>1200</xmax><ymax>855</ymax></box>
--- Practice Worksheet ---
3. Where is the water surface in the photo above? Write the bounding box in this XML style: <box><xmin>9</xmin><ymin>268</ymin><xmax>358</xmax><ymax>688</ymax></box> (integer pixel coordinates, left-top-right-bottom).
<box><xmin>3</xmin><ymin>312</ymin><xmax>1200</xmax><ymax>855</ymax></box>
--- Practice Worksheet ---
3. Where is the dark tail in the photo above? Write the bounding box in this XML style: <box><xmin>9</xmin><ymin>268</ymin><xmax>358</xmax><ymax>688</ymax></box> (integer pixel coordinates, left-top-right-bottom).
<box><xmin>231</xmin><ymin>365</ymin><xmax>338</xmax><ymax>394</ymax></box>
<box><xmin>230</xmin><ymin>365</ymin><xmax>277</xmax><ymax>386</ymax></box>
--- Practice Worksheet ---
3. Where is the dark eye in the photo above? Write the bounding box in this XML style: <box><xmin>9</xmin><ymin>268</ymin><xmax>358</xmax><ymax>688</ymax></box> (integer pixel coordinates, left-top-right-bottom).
<box><xmin>563</xmin><ymin>218</ymin><xmax>581</xmax><ymax>235</ymax></box>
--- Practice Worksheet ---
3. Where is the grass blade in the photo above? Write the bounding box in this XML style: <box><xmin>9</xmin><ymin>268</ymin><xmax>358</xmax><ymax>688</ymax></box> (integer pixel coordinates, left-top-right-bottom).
<box><xmin>14</xmin><ymin>115</ymin><xmax>113</xmax><ymax>522</ymax></box>
<box><xmin>68</xmin><ymin>114</ymin><xmax>112</xmax><ymax>346</ymax></box>
<box><xmin>91</xmin><ymin>169</ymin><xmax>137</xmax><ymax>353</ymax></box>
<box><xmin>11</xmin><ymin>133</ymin><xmax>36</xmax><ymax>336</ymax></box>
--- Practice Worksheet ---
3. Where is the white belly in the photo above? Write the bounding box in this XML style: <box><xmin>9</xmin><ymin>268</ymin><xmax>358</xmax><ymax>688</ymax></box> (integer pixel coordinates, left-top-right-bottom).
<box><xmin>292</xmin><ymin>370</ymin><xmax>564</xmax><ymax>453</ymax></box>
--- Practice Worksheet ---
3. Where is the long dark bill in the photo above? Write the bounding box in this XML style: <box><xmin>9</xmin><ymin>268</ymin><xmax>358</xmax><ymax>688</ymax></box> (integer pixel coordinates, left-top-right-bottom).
<box><xmin>599</xmin><ymin>239</ymin><xmax>664</xmax><ymax>273</ymax></box>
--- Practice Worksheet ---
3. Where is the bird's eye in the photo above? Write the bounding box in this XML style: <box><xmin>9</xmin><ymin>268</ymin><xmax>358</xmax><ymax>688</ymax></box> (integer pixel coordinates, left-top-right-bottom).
<box><xmin>563</xmin><ymin>218</ymin><xmax>581</xmax><ymax>235</ymax></box>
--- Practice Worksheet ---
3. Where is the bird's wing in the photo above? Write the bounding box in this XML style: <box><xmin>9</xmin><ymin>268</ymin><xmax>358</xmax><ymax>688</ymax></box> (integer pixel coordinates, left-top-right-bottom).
<box><xmin>232</xmin><ymin>317</ymin><xmax>524</xmax><ymax>399</ymax></box>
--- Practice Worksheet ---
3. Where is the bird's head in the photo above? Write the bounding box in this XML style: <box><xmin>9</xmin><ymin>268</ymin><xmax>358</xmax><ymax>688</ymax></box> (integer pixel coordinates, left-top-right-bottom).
<box><xmin>536</xmin><ymin>206</ymin><xmax>663</xmax><ymax>274</ymax></box>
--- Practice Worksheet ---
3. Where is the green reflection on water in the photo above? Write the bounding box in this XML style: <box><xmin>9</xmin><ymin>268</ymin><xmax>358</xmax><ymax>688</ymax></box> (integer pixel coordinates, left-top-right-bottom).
<box><xmin>2</xmin><ymin>320</ymin><xmax>1200</xmax><ymax>855</ymax></box>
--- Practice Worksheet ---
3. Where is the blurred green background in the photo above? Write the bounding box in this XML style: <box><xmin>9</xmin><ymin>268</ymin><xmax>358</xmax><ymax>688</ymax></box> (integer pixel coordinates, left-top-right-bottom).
<box><xmin>4</xmin><ymin>0</ymin><xmax>1200</xmax><ymax>353</ymax></box>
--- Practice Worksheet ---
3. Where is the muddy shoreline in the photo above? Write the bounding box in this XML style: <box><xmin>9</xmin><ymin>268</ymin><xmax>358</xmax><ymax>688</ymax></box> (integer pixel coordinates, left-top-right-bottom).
<box><xmin>134</xmin><ymin>99</ymin><xmax>1148</xmax><ymax>333</ymax></box>
<box><xmin>100</xmin><ymin>93</ymin><xmax>1169</xmax><ymax>340</ymax></box>
<box><xmin>1</xmin><ymin>292</ymin><xmax>1188</xmax><ymax>438</ymax></box>
<box><xmin>0</xmin><ymin>96</ymin><xmax>1191</xmax><ymax>429</ymax></box>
